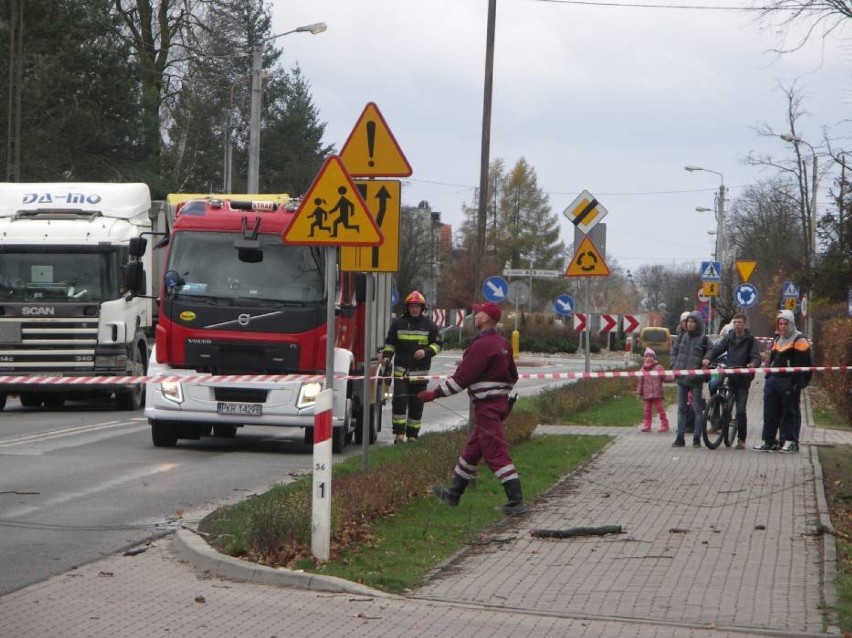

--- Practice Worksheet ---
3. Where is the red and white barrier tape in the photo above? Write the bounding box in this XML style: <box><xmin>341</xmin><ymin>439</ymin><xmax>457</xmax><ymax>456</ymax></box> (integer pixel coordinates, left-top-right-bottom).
<box><xmin>0</xmin><ymin>366</ymin><xmax>847</xmax><ymax>386</ymax></box>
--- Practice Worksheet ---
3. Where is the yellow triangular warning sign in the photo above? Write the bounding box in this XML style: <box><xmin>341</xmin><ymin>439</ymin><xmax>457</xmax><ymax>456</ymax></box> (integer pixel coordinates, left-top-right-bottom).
<box><xmin>565</xmin><ymin>236</ymin><xmax>610</xmax><ymax>277</ymax></box>
<box><xmin>736</xmin><ymin>260</ymin><xmax>757</xmax><ymax>283</ymax></box>
<box><xmin>340</xmin><ymin>103</ymin><xmax>412</xmax><ymax>177</ymax></box>
<box><xmin>282</xmin><ymin>156</ymin><xmax>383</xmax><ymax>246</ymax></box>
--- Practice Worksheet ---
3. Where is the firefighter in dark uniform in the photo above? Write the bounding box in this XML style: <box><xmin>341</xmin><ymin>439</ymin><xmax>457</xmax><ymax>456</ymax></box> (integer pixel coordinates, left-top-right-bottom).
<box><xmin>381</xmin><ymin>291</ymin><xmax>442</xmax><ymax>444</ymax></box>
<box><xmin>418</xmin><ymin>302</ymin><xmax>525</xmax><ymax>516</ymax></box>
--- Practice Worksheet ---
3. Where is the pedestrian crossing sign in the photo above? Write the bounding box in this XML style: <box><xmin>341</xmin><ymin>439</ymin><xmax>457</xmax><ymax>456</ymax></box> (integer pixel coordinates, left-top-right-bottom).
<box><xmin>282</xmin><ymin>156</ymin><xmax>383</xmax><ymax>246</ymax></box>
<box><xmin>700</xmin><ymin>260</ymin><xmax>721</xmax><ymax>282</ymax></box>
<box><xmin>782</xmin><ymin>281</ymin><xmax>799</xmax><ymax>298</ymax></box>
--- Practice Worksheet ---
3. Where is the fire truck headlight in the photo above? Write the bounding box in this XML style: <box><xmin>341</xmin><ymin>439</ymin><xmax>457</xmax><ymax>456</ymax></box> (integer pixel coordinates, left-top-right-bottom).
<box><xmin>161</xmin><ymin>380</ymin><xmax>184</xmax><ymax>404</ymax></box>
<box><xmin>297</xmin><ymin>381</ymin><xmax>323</xmax><ymax>408</ymax></box>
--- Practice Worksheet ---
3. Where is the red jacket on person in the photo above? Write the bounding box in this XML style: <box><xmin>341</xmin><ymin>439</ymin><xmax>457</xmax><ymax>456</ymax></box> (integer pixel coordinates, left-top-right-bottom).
<box><xmin>435</xmin><ymin>329</ymin><xmax>518</xmax><ymax>401</ymax></box>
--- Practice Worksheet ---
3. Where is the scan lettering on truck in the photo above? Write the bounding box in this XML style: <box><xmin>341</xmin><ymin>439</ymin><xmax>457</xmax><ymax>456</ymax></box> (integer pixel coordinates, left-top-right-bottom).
<box><xmin>22</xmin><ymin>307</ymin><xmax>55</xmax><ymax>316</ymax></box>
<box><xmin>22</xmin><ymin>192</ymin><xmax>102</xmax><ymax>205</ymax></box>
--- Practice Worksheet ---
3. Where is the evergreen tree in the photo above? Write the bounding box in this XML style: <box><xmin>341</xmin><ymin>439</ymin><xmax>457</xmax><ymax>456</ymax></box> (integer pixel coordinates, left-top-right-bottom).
<box><xmin>0</xmin><ymin>0</ymin><xmax>142</xmax><ymax>181</ymax></box>
<box><xmin>260</xmin><ymin>66</ymin><xmax>333</xmax><ymax>196</ymax></box>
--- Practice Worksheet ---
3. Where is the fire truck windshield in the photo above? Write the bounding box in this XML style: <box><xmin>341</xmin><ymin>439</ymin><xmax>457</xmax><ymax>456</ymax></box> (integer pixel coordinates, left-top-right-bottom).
<box><xmin>0</xmin><ymin>248</ymin><xmax>118</xmax><ymax>302</ymax></box>
<box><xmin>166</xmin><ymin>231</ymin><xmax>325</xmax><ymax>303</ymax></box>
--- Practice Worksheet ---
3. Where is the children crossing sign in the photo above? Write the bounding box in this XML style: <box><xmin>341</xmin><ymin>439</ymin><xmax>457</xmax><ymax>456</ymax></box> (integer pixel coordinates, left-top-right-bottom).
<box><xmin>282</xmin><ymin>156</ymin><xmax>383</xmax><ymax>247</ymax></box>
<box><xmin>700</xmin><ymin>260</ymin><xmax>721</xmax><ymax>282</ymax></box>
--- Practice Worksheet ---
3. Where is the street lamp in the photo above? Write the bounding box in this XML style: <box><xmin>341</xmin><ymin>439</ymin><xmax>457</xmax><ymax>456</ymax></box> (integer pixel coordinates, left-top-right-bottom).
<box><xmin>685</xmin><ymin>165</ymin><xmax>726</xmax><ymax>333</ymax></box>
<box><xmin>779</xmin><ymin>133</ymin><xmax>818</xmax><ymax>339</ymax></box>
<box><xmin>247</xmin><ymin>22</ymin><xmax>327</xmax><ymax>194</ymax></box>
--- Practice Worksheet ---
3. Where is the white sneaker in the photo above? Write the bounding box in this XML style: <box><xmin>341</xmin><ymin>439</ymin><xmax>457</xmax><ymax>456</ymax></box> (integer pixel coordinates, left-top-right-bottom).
<box><xmin>780</xmin><ymin>441</ymin><xmax>799</xmax><ymax>453</ymax></box>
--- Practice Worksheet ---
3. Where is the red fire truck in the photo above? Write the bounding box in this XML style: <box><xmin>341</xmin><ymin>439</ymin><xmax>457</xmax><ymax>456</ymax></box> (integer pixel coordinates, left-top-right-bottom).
<box><xmin>131</xmin><ymin>194</ymin><xmax>390</xmax><ymax>452</ymax></box>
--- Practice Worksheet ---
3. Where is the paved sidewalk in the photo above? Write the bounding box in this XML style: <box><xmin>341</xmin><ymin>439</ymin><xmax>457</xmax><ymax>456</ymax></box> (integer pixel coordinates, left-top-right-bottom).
<box><xmin>0</xmin><ymin>378</ymin><xmax>847</xmax><ymax>637</ymax></box>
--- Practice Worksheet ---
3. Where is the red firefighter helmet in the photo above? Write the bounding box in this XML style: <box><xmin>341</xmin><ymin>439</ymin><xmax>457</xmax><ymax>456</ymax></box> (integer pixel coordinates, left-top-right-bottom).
<box><xmin>404</xmin><ymin>290</ymin><xmax>426</xmax><ymax>306</ymax></box>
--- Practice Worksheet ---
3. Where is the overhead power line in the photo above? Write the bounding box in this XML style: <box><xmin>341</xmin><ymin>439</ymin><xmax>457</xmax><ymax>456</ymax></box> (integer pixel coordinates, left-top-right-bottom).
<box><xmin>527</xmin><ymin>0</ymin><xmax>821</xmax><ymax>10</ymax></box>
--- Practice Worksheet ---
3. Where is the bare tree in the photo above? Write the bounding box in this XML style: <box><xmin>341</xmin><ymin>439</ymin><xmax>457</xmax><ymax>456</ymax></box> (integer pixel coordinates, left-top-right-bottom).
<box><xmin>757</xmin><ymin>0</ymin><xmax>852</xmax><ymax>51</ymax></box>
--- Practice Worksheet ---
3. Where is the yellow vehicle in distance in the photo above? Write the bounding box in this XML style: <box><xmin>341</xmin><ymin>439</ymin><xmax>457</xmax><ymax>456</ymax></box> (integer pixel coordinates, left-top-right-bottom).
<box><xmin>639</xmin><ymin>326</ymin><xmax>672</xmax><ymax>354</ymax></box>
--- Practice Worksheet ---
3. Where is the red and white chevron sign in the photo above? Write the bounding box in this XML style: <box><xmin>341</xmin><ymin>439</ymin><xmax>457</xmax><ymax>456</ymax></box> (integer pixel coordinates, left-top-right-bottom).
<box><xmin>432</xmin><ymin>309</ymin><xmax>446</xmax><ymax>327</ymax></box>
<box><xmin>600</xmin><ymin>313</ymin><xmax>617</xmax><ymax>334</ymax></box>
<box><xmin>574</xmin><ymin>312</ymin><xmax>587</xmax><ymax>332</ymax></box>
<box><xmin>623</xmin><ymin>313</ymin><xmax>640</xmax><ymax>333</ymax></box>
<box><xmin>455</xmin><ymin>309</ymin><xmax>465</xmax><ymax>327</ymax></box>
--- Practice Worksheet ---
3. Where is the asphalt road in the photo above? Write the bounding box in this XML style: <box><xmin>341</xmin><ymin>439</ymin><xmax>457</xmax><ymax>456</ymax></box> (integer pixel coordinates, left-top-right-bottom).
<box><xmin>0</xmin><ymin>351</ymin><xmax>625</xmax><ymax>596</ymax></box>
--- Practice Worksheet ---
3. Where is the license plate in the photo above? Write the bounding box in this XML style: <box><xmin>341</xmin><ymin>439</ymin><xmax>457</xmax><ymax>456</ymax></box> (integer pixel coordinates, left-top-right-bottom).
<box><xmin>216</xmin><ymin>402</ymin><xmax>262</xmax><ymax>416</ymax></box>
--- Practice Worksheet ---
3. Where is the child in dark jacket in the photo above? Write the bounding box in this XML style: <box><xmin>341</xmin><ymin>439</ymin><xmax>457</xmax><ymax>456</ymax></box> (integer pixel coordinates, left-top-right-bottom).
<box><xmin>636</xmin><ymin>348</ymin><xmax>669</xmax><ymax>432</ymax></box>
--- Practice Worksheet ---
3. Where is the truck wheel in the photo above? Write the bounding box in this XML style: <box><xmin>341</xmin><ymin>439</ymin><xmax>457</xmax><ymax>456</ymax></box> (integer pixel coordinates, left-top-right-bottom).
<box><xmin>20</xmin><ymin>393</ymin><xmax>42</xmax><ymax>408</ymax></box>
<box><xmin>0</xmin><ymin>393</ymin><xmax>6</xmax><ymax>411</ymax></box>
<box><xmin>213</xmin><ymin>424</ymin><xmax>237</xmax><ymax>438</ymax></box>
<box><xmin>116</xmin><ymin>344</ymin><xmax>147</xmax><ymax>411</ymax></box>
<box><xmin>332</xmin><ymin>426</ymin><xmax>346</xmax><ymax>453</ymax></box>
<box><xmin>354</xmin><ymin>399</ymin><xmax>378</xmax><ymax>445</ymax></box>
<box><xmin>150</xmin><ymin>420</ymin><xmax>178</xmax><ymax>447</ymax></box>
<box><xmin>43</xmin><ymin>395</ymin><xmax>66</xmax><ymax>409</ymax></box>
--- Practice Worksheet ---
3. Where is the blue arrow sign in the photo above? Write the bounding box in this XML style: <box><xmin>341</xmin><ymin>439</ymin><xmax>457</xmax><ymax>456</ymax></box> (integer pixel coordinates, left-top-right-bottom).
<box><xmin>735</xmin><ymin>283</ymin><xmax>758</xmax><ymax>308</ymax></box>
<box><xmin>554</xmin><ymin>294</ymin><xmax>574</xmax><ymax>316</ymax></box>
<box><xmin>482</xmin><ymin>276</ymin><xmax>509</xmax><ymax>302</ymax></box>
<box><xmin>391</xmin><ymin>287</ymin><xmax>399</xmax><ymax>306</ymax></box>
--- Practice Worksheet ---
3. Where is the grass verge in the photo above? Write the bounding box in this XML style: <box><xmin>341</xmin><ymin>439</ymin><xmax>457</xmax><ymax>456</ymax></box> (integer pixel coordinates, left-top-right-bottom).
<box><xmin>302</xmin><ymin>434</ymin><xmax>608</xmax><ymax>592</ymax></box>
<box><xmin>818</xmin><ymin>445</ymin><xmax>852</xmax><ymax>632</ymax></box>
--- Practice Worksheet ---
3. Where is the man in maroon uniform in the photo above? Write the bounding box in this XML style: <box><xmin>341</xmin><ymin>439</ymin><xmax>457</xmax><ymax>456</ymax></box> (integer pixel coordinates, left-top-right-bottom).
<box><xmin>418</xmin><ymin>301</ymin><xmax>525</xmax><ymax>515</ymax></box>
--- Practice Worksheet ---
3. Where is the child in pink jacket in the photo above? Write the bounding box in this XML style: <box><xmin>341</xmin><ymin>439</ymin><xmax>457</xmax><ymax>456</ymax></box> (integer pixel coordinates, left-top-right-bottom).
<box><xmin>636</xmin><ymin>348</ymin><xmax>669</xmax><ymax>432</ymax></box>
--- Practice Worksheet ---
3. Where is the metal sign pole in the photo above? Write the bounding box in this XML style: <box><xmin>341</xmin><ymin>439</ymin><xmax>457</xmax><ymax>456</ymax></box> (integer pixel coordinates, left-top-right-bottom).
<box><xmin>361</xmin><ymin>274</ymin><xmax>373</xmax><ymax>469</ymax></box>
<box><xmin>585</xmin><ymin>278</ymin><xmax>591</xmax><ymax>373</ymax></box>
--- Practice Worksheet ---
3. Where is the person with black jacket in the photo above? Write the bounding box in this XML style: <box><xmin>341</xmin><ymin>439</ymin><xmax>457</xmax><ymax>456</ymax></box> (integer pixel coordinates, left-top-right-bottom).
<box><xmin>381</xmin><ymin>291</ymin><xmax>442</xmax><ymax>444</ymax></box>
<box><xmin>702</xmin><ymin>313</ymin><xmax>761</xmax><ymax>449</ymax></box>
<box><xmin>754</xmin><ymin>310</ymin><xmax>813</xmax><ymax>453</ymax></box>
<box><xmin>670</xmin><ymin>310</ymin><xmax>709</xmax><ymax>448</ymax></box>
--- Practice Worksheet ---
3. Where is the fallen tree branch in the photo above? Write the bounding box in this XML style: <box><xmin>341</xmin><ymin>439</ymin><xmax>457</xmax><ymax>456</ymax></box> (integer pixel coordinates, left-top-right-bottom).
<box><xmin>531</xmin><ymin>525</ymin><xmax>623</xmax><ymax>539</ymax></box>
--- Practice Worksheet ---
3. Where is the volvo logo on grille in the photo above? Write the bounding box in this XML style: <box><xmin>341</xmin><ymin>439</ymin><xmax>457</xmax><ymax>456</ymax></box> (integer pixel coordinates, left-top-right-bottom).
<box><xmin>238</xmin><ymin>314</ymin><xmax>251</xmax><ymax>326</ymax></box>
<box><xmin>22</xmin><ymin>307</ymin><xmax>55</xmax><ymax>315</ymax></box>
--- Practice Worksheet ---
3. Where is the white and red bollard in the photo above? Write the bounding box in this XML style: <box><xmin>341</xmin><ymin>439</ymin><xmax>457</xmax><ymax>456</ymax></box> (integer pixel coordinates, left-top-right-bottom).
<box><xmin>311</xmin><ymin>389</ymin><xmax>333</xmax><ymax>562</ymax></box>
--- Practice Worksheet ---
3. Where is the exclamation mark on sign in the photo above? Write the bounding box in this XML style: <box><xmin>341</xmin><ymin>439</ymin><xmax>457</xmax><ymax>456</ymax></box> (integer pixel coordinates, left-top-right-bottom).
<box><xmin>366</xmin><ymin>120</ymin><xmax>376</xmax><ymax>167</ymax></box>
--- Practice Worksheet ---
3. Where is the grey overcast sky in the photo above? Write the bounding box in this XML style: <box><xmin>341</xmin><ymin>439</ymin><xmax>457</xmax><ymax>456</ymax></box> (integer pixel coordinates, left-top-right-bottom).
<box><xmin>272</xmin><ymin>0</ymin><xmax>849</xmax><ymax>272</ymax></box>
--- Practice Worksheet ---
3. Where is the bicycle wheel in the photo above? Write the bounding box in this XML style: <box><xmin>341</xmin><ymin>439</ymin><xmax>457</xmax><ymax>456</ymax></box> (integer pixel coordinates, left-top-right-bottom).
<box><xmin>702</xmin><ymin>393</ymin><xmax>725</xmax><ymax>449</ymax></box>
<box><xmin>723</xmin><ymin>393</ymin><xmax>737</xmax><ymax>447</ymax></box>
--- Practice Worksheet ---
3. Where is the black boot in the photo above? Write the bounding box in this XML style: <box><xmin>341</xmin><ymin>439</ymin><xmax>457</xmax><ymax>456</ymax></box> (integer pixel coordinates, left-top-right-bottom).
<box><xmin>501</xmin><ymin>478</ymin><xmax>526</xmax><ymax>516</ymax></box>
<box><xmin>431</xmin><ymin>475</ymin><xmax>468</xmax><ymax>507</ymax></box>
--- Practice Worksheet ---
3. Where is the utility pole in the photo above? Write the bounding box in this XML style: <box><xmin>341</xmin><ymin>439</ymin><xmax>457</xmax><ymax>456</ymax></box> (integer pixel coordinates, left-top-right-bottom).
<box><xmin>247</xmin><ymin>46</ymin><xmax>263</xmax><ymax>194</ymax></box>
<box><xmin>474</xmin><ymin>0</ymin><xmax>497</xmax><ymax>301</ymax></box>
<box><xmin>5</xmin><ymin>0</ymin><xmax>23</xmax><ymax>181</ymax></box>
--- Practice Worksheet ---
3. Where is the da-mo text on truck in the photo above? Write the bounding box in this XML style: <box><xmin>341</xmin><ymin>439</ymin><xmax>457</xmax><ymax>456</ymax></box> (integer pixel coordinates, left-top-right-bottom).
<box><xmin>0</xmin><ymin>182</ymin><xmax>158</xmax><ymax>411</ymax></box>
<box><xmin>135</xmin><ymin>195</ymin><xmax>390</xmax><ymax>452</ymax></box>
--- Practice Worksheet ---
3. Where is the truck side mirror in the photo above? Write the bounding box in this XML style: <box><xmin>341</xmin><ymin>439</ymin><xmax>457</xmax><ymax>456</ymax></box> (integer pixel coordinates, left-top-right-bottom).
<box><xmin>129</xmin><ymin>236</ymin><xmax>148</xmax><ymax>258</ymax></box>
<box><xmin>124</xmin><ymin>261</ymin><xmax>146</xmax><ymax>296</ymax></box>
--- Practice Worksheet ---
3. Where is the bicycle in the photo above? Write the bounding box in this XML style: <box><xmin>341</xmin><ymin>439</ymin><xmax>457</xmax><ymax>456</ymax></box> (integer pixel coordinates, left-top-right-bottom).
<box><xmin>701</xmin><ymin>363</ymin><xmax>738</xmax><ymax>450</ymax></box>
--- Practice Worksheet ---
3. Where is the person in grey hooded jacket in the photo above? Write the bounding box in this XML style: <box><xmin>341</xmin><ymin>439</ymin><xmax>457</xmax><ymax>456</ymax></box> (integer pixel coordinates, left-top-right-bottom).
<box><xmin>670</xmin><ymin>310</ymin><xmax>709</xmax><ymax>447</ymax></box>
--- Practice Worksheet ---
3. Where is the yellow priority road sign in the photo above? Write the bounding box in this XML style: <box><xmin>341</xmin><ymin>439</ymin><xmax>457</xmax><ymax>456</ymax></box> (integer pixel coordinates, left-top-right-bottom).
<box><xmin>563</xmin><ymin>189</ymin><xmax>608</xmax><ymax>235</ymax></box>
<box><xmin>282</xmin><ymin>156</ymin><xmax>383</xmax><ymax>246</ymax></box>
<box><xmin>340</xmin><ymin>180</ymin><xmax>401</xmax><ymax>272</ymax></box>
<box><xmin>340</xmin><ymin>102</ymin><xmax>412</xmax><ymax>177</ymax></box>
<box><xmin>565</xmin><ymin>236</ymin><xmax>610</xmax><ymax>277</ymax></box>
